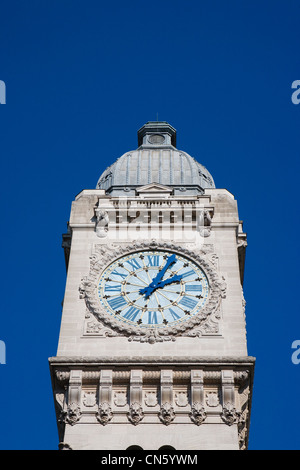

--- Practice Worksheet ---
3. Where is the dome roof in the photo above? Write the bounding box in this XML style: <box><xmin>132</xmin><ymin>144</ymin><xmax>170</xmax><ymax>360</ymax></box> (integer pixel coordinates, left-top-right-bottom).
<box><xmin>96</xmin><ymin>122</ymin><xmax>215</xmax><ymax>196</ymax></box>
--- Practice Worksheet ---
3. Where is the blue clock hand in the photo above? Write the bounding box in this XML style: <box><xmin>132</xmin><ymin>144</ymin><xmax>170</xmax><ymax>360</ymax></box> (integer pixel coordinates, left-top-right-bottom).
<box><xmin>140</xmin><ymin>273</ymin><xmax>182</xmax><ymax>299</ymax></box>
<box><xmin>155</xmin><ymin>274</ymin><xmax>182</xmax><ymax>289</ymax></box>
<box><xmin>151</xmin><ymin>253</ymin><xmax>177</xmax><ymax>285</ymax></box>
<box><xmin>139</xmin><ymin>254</ymin><xmax>178</xmax><ymax>298</ymax></box>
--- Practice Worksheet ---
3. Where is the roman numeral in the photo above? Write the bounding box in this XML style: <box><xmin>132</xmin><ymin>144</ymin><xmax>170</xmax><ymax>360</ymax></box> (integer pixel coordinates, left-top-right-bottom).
<box><xmin>168</xmin><ymin>308</ymin><xmax>181</xmax><ymax>321</ymax></box>
<box><xmin>181</xmin><ymin>269</ymin><xmax>196</xmax><ymax>279</ymax></box>
<box><xmin>111</xmin><ymin>270</ymin><xmax>127</xmax><ymax>279</ymax></box>
<box><xmin>148</xmin><ymin>311</ymin><xmax>158</xmax><ymax>324</ymax></box>
<box><xmin>185</xmin><ymin>284</ymin><xmax>202</xmax><ymax>292</ymax></box>
<box><xmin>147</xmin><ymin>255</ymin><xmax>160</xmax><ymax>266</ymax></box>
<box><xmin>104</xmin><ymin>284</ymin><xmax>122</xmax><ymax>292</ymax></box>
<box><xmin>179</xmin><ymin>296</ymin><xmax>198</xmax><ymax>309</ymax></box>
<box><xmin>126</xmin><ymin>258</ymin><xmax>141</xmax><ymax>270</ymax></box>
<box><xmin>107</xmin><ymin>296</ymin><xmax>127</xmax><ymax>310</ymax></box>
<box><xmin>122</xmin><ymin>306</ymin><xmax>140</xmax><ymax>322</ymax></box>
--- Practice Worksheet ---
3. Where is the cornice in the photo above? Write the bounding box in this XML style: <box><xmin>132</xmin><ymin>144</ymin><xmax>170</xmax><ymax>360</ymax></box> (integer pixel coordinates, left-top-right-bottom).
<box><xmin>49</xmin><ymin>355</ymin><xmax>255</xmax><ymax>366</ymax></box>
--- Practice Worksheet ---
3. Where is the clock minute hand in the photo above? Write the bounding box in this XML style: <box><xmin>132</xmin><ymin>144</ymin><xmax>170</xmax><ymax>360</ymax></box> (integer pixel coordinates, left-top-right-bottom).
<box><xmin>139</xmin><ymin>254</ymin><xmax>177</xmax><ymax>297</ymax></box>
<box><xmin>150</xmin><ymin>254</ymin><xmax>177</xmax><ymax>286</ymax></box>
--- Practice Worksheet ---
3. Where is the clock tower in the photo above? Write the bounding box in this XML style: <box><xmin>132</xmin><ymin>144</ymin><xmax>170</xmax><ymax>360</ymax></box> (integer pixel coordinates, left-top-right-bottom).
<box><xmin>49</xmin><ymin>121</ymin><xmax>255</xmax><ymax>450</ymax></box>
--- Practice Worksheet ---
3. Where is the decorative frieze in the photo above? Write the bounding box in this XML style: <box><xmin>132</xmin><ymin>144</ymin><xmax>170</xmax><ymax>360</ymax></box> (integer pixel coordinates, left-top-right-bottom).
<box><xmin>49</xmin><ymin>357</ymin><xmax>254</xmax><ymax>449</ymax></box>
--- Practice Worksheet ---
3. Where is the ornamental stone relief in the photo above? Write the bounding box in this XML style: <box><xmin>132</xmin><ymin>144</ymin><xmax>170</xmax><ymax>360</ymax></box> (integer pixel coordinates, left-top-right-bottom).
<box><xmin>189</xmin><ymin>403</ymin><xmax>207</xmax><ymax>425</ymax></box>
<box><xmin>174</xmin><ymin>392</ymin><xmax>189</xmax><ymax>407</ymax></box>
<box><xmin>96</xmin><ymin>402</ymin><xmax>113</xmax><ymax>426</ymax></box>
<box><xmin>60</xmin><ymin>402</ymin><xmax>81</xmax><ymax>426</ymax></box>
<box><xmin>127</xmin><ymin>402</ymin><xmax>144</xmax><ymax>425</ymax></box>
<box><xmin>206</xmin><ymin>392</ymin><xmax>220</xmax><ymax>407</ymax></box>
<box><xmin>158</xmin><ymin>402</ymin><xmax>176</xmax><ymax>426</ymax></box>
<box><xmin>114</xmin><ymin>391</ymin><xmax>127</xmax><ymax>407</ymax></box>
<box><xmin>82</xmin><ymin>391</ymin><xmax>97</xmax><ymax>408</ymax></box>
<box><xmin>144</xmin><ymin>391</ymin><xmax>158</xmax><ymax>407</ymax></box>
<box><xmin>51</xmin><ymin>360</ymin><xmax>253</xmax><ymax>450</ymax></box>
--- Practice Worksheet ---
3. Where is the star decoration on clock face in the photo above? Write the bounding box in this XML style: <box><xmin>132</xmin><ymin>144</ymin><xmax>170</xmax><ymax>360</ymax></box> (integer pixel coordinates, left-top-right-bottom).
<box><xmin>97</xmin><ymin>250</ymin><xmax>210</xmax><ymax>328</ymax></box>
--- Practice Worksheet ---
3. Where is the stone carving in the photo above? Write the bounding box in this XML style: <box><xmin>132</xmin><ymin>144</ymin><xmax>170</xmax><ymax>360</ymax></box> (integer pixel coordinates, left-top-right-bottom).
<box><xmin>183</xmin><ymin>309</ymin><xmax>221</xmax><ymax>337</ymax></box>
<box><xmin>221</xmin><ymin>403</ymin><xmax>241</xmax><ymax>426</ymax></box>
<box><xmin>237</xmin><ymin>379</ymin><xmax>250</xmax><ymax>450</ymax></box>
<box><xmin>96</xmin><ymin>402</ymin><xmax>113</xmax><ymax>425</ymax></box>
<box><xmin>114</xmin><ymin>391</ymin><xmax>127</xmax><ymax>407</ymax></box>
<box><xmin>206</xmin><ymin>392</ymin><xmax>220</xmax><ymax>407</ymax></box>
<box><xmin>128</xmin><ymin>327</ymin><xmax>175</xmax><ymax>345</ymax></box>
<box><xmin>82</xmin><ymin>392</ymin><xmax>96</xmax><ymax>407</ymax></box>
<box><xmin>84</xmin><ymin>311</ymin><xmax>117</xmax><ymax>337</ymax></box>
<box><xmin>158</xmin><ymin>402</ymin><xmax>175</xmax><ymax>426</ymax></box>
<box><xmin>50</xmin><ymin>355</ymin><xmax>254</xmax><ymax>450</ymax></box>
<box><xmin>95</xmin><ymin>209</ymin><xmax>109</xmax><ymax>238</ymax></box>
<box><xmin>189</xmin><ymin>402</ymin><xmax>207</xmax><ymax>425</ymax></box>
<box><xmin>55</xmin><ymin>391</ymin><xmax>66</xmax><ymax>410</ymax></box>
<box><xmin>60</xmin><ymin>402</ymin><xmax>82</xmax><ymax>426</ymax></box>
<box><xmin>79</xmin><ymin>240</ymin><xmax>227</xmax><ymax>343</ymax></box>
<box><xmin>127</xmin><ymin>402</ymin><xmax>144</xmax><ymax>425</ymax></box>
<box><xmin>175</xmin><ymin>392</ymin><xmax>189</xmax><ymax>407</ymax></box>
<box><xmin>198</xmin><ymin>210</ymin><xmax>212</xmax><ymax>237</ymax></box>
<box><xmin>145</xmin><ymin>392</ymin><xmax>158</xmax><ymax>407</ymax></box>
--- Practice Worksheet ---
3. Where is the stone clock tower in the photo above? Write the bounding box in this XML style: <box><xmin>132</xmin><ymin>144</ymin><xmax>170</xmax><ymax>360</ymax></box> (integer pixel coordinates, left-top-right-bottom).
<box><xmin>49</xmin><ymin>121</ymin><xmax>255</xmax><ymax>450</ymax></box>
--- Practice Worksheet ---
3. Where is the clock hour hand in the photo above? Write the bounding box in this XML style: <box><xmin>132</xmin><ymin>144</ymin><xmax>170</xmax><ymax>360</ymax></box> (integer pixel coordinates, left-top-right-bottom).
<box><xmin>155</xmin><ymin>274</ymin><xmax>182</xmax><ymax>289</ymax></box>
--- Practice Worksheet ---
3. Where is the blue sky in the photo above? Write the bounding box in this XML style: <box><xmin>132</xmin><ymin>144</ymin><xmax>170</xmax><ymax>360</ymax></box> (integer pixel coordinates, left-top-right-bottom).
<box><xmin>0</xmin><ymin>0</ymin><xmax>299</xmax><ymax>450</ymax></box>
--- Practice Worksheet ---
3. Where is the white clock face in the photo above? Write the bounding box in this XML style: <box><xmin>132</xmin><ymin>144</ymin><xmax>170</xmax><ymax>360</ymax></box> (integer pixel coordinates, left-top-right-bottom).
<box><xmin>97</xmin><ymin>250</ymin><xmax>209</xmax><ymax>328</ymax></box>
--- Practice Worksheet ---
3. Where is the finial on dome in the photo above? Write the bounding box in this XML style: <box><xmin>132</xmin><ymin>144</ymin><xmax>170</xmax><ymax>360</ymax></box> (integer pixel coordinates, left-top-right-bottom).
<box><xmin>137</xmin><ymin>121</ymin><xmax>176</xmax><ymax>148</ymax></box>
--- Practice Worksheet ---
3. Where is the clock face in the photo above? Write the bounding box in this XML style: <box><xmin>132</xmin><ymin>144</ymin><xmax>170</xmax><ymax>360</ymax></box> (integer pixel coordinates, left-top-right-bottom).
<box><xmin>97</xmin><ymin>250</ymin><xmax>209</xmax><ymax>328</ymax></box>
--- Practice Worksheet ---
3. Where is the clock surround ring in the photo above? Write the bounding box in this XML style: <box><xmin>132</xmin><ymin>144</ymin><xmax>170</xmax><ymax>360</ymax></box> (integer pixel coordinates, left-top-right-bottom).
<box><xmin>80</xmin><ymin>241</ymin><xmax>226</xmax><ymax>343</ymax></box>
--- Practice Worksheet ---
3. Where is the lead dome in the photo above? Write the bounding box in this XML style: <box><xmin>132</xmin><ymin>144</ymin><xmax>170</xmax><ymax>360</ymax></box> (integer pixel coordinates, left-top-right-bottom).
<box><xmin>96</xmin><ymin>121</ymin><xmax>215</xmax><ymax>196</ymax></box>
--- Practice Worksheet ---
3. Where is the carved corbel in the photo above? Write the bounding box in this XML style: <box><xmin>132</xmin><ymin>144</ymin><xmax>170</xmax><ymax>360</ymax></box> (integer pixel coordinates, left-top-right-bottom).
<box><xmin>127</xmin><ymin>402</ymin><xmax>145</xmax><ymax>425</ymax></box>
<box><xmin>63</xmin><ymin>370</ymin><xmax>82</xmax><ymax>426</ymax></box>
<box><xmin>221</xmin><ymin>404</ymin><xmax>241</xmax><ymax>426</ymax></box>
<box><xmin>221</xmin><ymin>370</ymin><xmax>241</xmax><ymax>426</ymax></box>
<box><xmin>158</xmin><ymin>402</ymin><xmax>175</xmax><ymax>426</ymax></box>
<box><xmin>190</xmin><ymin>370</ymin><xmax>206</xmax><ymax>425</ymax></box>
<box><xmin>97</xmin><ymin>370</ymin><xmax>113</xmax><ymax>425</ymax></box>
<box><xmin>190</xmin><ymin>403</ymin><xmax>207</xmax><ymax>425</ymax></box>
<box><xmin>127</xmin><ymin>370</ymin><xmax>144</xmax><ymax>425</ymax></box>
<box><xmin>96</xmin><ymin>402</ymin><xmax>113</xmax><ymax>426</ymax></box>
<box><xmin>159</xmin><ymin>370</ymin><xmax>175</xmax><ymax>425</ymax></box>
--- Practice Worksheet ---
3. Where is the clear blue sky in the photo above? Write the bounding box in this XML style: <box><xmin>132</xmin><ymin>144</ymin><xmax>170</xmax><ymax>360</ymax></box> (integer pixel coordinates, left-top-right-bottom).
<box><xmin>0</xmin><ymin>0</ymin><xmax>299</xmax><ymax>450</ymax></box>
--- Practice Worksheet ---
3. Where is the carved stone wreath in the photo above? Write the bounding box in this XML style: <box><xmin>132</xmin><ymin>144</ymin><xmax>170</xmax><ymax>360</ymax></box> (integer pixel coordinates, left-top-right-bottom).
<box><xmin>79</xmin><ymin>240</ymin><xmax>226</xmax><ymax>343</ymax></box>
